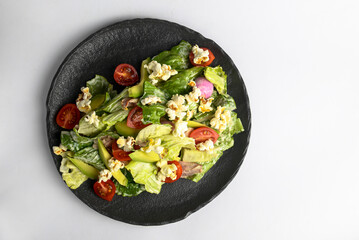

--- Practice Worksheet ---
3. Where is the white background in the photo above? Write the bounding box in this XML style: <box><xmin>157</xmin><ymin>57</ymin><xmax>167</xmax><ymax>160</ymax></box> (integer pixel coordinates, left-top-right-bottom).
<box><xmin>1</xmin><ymin>0</ymin><xmax>358</xmax><ymax>239</ymax></box>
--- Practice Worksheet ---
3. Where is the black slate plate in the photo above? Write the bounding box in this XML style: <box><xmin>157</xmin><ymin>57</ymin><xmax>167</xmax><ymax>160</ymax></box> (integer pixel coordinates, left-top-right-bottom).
<box><xmin>46</xmin><ymin>18</ymin><xmax>251</xmax><ymax>225</ymax></box>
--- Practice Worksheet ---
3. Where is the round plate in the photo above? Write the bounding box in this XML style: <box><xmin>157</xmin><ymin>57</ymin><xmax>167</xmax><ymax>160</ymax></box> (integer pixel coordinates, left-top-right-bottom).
<box><xmin>46</xmin><ymin>18</ymin><xmax>251</xmax><ymax>225</ymax></box>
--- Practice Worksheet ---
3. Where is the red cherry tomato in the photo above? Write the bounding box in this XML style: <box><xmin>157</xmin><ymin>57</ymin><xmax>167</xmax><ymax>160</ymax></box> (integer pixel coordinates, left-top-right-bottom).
<box><xmin>189</xmin><ymin>127</ymin><xmax>219</xmax><ymax>144</ymax></box>
<box><xmin>127</xmin><ymin>106</ymin><xmax>150</xmax><ymax>129</ymax></box>
<box><xmin>112</xmin><ymin>141</ymin><xmax>132</xmax><ymax>161</ymax></box>
<box><xmin>114</xmin><ymin>64</ymin><xmax>139</xmax><ymax>86</ymax></box>
<box><xmin>93</xmin><ymin>179</ymin><xmax>116</xmax><ymax>201</ymax></box>
<box><xmin>56</xmin><ymin>103</ymin><xmax>80</xmax><ymax>129</ymax></box>
<box><xmin>189</xmin><ymin>47</ymin><xmax>215</xmax><ymax>67</ymax></box>
<box><xmin>163</xmin><ymin>161</ymin><xmax>183</xmax><ymax>183</ymax></box>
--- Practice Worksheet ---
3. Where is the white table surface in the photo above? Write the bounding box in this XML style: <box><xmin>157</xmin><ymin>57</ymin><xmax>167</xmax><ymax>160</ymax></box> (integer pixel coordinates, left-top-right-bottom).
<box><xmin>1</xmin><ymin>0</ymin><xmax>359</xmax><ymax>239</ymax></box>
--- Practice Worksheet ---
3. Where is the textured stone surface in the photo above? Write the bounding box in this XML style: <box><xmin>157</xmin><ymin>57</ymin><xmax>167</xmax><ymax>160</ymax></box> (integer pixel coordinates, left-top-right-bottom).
<box><xmin>46</xmin><ymin>18</ymin><xmax>251</xmax><ymax>225</ymax></box>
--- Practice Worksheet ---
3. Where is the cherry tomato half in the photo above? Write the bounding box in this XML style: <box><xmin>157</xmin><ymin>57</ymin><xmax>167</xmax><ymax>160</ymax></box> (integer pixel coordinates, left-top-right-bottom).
<box><xmin>163</xmin><ymin>161</ymin><xmax>183</xmax><ymax>183</ymax></box>
<box><xmin>112</xmin><ymin>141</ymin><xmax>132</xmax><ymax>161</ymax></box>
<box><xmin>189</xmin><ymin>47</ymin><xmax>215</xmax><ymax>67</ymax></box>
<box><xmin>56</xmin><ymin>103</ymin><xmax>80</xmax><ymax>129</ymax></box>
<box><xmin>189</xmin><ymin>127</ymin><xmax>219</xmax><ymax>144</ymax></box>
<box><xmin>127</xmin><ymin>106</ymin><xmax>150</xmax><ymax>129</ymax></box>
<box><xmin>114</xmin><ymin>64</ymin><xmax>139</xmax><ymax>86</ymax></box>
<box><xmin>93</xmin><ymin>179</ymin><xmax>116</xmax><ymax>201</ymax></box>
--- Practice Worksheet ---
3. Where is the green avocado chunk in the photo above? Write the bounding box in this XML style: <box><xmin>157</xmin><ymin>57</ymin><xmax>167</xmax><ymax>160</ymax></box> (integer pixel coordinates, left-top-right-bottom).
<box><xmin>115</xmin><ymin>121</ymin><xmax>140</xmax><ymax>137</ymax></box>
<box><xmin>129</xmin><ymin>150</ymin><xmax>160</xmax><ymax>163</ymax></box>
<box><xmin>68</xmin><ymin>157</ymin><xmax>99</xmax><ymax>180</ymax></box>
<box><xmin>181</xmin><ymin>149</ymin><xmax>217</xmax><ymax>163</ymax></box>
<box><xmin>97</xmin><ymin>139</ymin><xmax>128</xmax><ymax>186</ymax></box>
<box><xmin>128</xmin><ymin>58</ymin><xmax>151</xmax><ymax>98</ymax></box>
<box><xmin>186</xmin><ymin>121</ymin><xmax>207</xmax><ymax>128</ymax></box>
<box><xmin>90</xmin><ymin>94</ymin><xmax>106</xmax><ymax>110</ymax></box>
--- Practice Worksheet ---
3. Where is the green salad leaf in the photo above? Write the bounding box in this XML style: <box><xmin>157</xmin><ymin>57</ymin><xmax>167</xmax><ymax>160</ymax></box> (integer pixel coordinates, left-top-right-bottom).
<box><xmin>213</xmin><ymin>94</ymin><xmax>237</xmax><ymax>111</ymax></box>
<box><xmin>86</xmin><ymin>75</ymin><xmax>110</xmax><ymax>96</ymax></box>
<box><xmin>152</xmin><ymin>40</ymin><xmax>192</xmax><ymax>71</ymax></box>
<box><xmin>139</xmin><ymin>81</ymin><xmax>167</xmax><ymax>124</ymax></box>
<box><xmin>188</xmin><ymin>151</ymin><xmax>223</xmax><ymax>182</ymax></box>
<box><xmin>160</xmin><ymin>66</ymin><xmax>204</xmax><ymax>97</ymax></box>
<box><xmin>60</xmin><ymin>157</ymin><xmax>88</xmax><ymax>189</ymax></box>
<box><xmin>71</xmin><ymin>129</ymin><xmax>93</xmax><ymax>143</ymax></box>
<box><xmin>61</xmin><ymin>131</ymin><xmax>93</xmax><ymax>152</ymax></box>
<box><xmin>101</xmin><ymin>109</ymin><xmax>129</xmax><ymax>129</ymax></box>
<box><xmin>216</xmin><ymin>128</ymin><xmax>234</xmax><ymax>151</ymax></box>
<box><xmin>216</xmin><ymin>112</ymin><xmax>244</xmax><ymax>151</ymax></box>
<box><xmin>125</xmin><ymin>161</ymin><xmax>163</xmax><ymax>194</ymax></box>
<box><xmin>204</xmin><ymin>66</ymin><xmax>227</xmax><ymax>95</ymax></box>
<box><xmin>194</xmin><ymin>111</ymin><xmax>214</xmax><ymax>123</ymax></box>
<box><xmin>145</xmin><ymin>175</ymin><xmax>163</xmax><ymax>194</ymax></box>
<box><xmin>156</xmin><ymin>134</ymin><xmax>196</xmax><ymax>160</ymax></box>
<box><xmin>77</xmin><ymin>114</ymin><xmax>106</xmax><ymax>137</ymax></box>
<box><xmin>73</xmin><ymin>146</ymin><xmax>105</xmax><ymax>170</ymax></box>
<box><xmin>136</xmin><ymin>124</ymin><xmax>172</xmax><ymax>143</ymax></box>
<box><xmin>114</xmin><ymin>168</ymin><xmax>145</xmax><ymax>197</ymax></box>
<box><xmin>97</xmin><ymin>88</ymin><xmax>129</xmax><ymax>113</ymax></box>
<box><xmin>141</xmin><ymin>104</ymin><xmax>167</xmax><ymax>124</ymax></box>
<box><xmin>93</xmin><ymin>131</ymin><xmax>119</xmax><ymax>139</ymax></box>
<box><xmin>141</xmin><ymin>81</ymin><xmax>167</xmax><ymax>102</ymax></box>
<box><xmin>107</xmin><ymin>83</ymin><xmax>118</xmax><ymax>99</ymax></box>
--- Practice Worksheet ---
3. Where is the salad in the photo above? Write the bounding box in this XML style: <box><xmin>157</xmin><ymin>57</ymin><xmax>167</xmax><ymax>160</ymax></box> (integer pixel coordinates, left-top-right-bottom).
<box><xmin>52</xmin><ymin>40</ymin><xmax>244</xmax><ymax>201</ymax></box>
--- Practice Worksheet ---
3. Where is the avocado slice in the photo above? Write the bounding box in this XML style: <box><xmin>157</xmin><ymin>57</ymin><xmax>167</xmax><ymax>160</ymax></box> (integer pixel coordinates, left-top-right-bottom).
<box><xmin>182</xmin><ymin>149</ymin><xmax>217</xmax><ymax>163</ymax></box>
<box><xmin>129</xmin><ymin>150</ymin><xmax>160</xmax><ymax>163</ymax></box>
<box><xmin>68</xmin><ymin>157</ymin><xmax>99</xmax><ymax>180</ymax></box>
<box><xmin>115</xmin><ymin>121</ymin><xmax>141</xmax><ymax>137</ymax></box>
<box><xmin>128</xmin><ymin>58</ymin><xmax>151</xmax><ymax>98</ymax></box>
<box><xmin>186</xmin><ymin>121</ymin><xmax>207</xmax><ymax>128</ymax></box>
<box><xmin>90</xmin><ymin>94</ymin><xmax>106</xmax><ymax>110</ymax></box>
<box><xmin>97</xmin><ymin>139</ymin><xmax>128</xmax><ymax>186</ymax></box>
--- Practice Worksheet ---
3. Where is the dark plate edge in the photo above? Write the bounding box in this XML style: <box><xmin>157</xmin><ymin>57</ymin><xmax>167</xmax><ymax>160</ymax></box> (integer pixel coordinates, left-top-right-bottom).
<box><xmin>45</xmin><ymin>18</ymin><xmax>252</xmax><ymax>226</ymax></box>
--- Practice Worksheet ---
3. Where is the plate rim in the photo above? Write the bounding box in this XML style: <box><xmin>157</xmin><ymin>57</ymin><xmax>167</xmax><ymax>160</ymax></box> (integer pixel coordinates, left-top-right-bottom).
<box><xmin>46</xmin><ymin>18</ymin><xmax>252</xmax><ymax>225</ymax></box>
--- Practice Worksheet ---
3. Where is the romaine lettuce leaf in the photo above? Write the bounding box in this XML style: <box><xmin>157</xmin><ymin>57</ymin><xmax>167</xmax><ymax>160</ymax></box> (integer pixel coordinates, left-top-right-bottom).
<box><xmin>213</xmin><ymin>94</ymin><xmax>237</xmax><ymax>111</ymax></box>
<box><xmin>60</xmin><ymin>157</ymin><xmax>88</xmax><ymax>189</ymax></box>
<box><xmin>231</xmin><ymin>112</ymin><xmax>244</xmax><ymax>134</ymax></box>
<box><xmin>101</xmin><ymin>109</ymin><xmax>129</xmax><ymax>129</ymax></box>
<box><xmin>215</xmin><ymin>112</ymin><xmax>244</xmax><ymax>151</ymax></box>
<box><xmin>93</xmin><ymin>131</ymin><xmax>119</xmax><ymax>140</ymax></box>
<box><xmin>97</xmin><ymin>88</ymin><xmax>129</xmax><ymax>113</ymax></box>
<box><xmin>159</xmin><ymin>67</ymin><xmax>204</xmax><ymax>97</ymax></box>
<box><xmin>156</xmin><ymin>134</ymin><xmax>195</xmax><ymax>160</ymax></box>
<box><xmin>136</xmin><ymin>124</ymin><xmax>172</xmax><ymax>143</ymax></box>
<box><xmin>141</xmin><ymin>104</ymin><xmax>167</xmax><ymax>124</ymax></box>
<box><xmin>145</xmin><ymin>174</ymin><xmax>163</xmax><ymax>194</ymax></box>
<box><xmin>86</xmin><ymin>75</ymin><xmax>110</xmax><ymax>96</ymax></box>
<box><xmin>188</xmin><ymin>151</ymin><xmax>223</xmax><ymax>183</ymax></box>
<box><xmin>152</xmin><ymin>40</ymin><xmax>192</xmax><ymax>71</ymax></box>
<box><xmin>107</xmin><ymin>83</ymin><xmax>118</xmax><ymax>99</ymax></box>
<box><xmin>204</xmin><ymin>66</ymin><xmax>227</xmax><ymax>95</ymax></box>
<box><xmin>73</xmin><ymin>146</ymin><xmax>105</xmax><ymax>170</ymax></box>
<box><xmin>77</xmin><ymin>114</ymin><xmax>106</xmax><ymax>137</ymax></box>
<box><xmin>141</xmin><ymin>81</ymin><xmax>167</xmax><ymax>103</ymax></box>
<box><xmin>61</xmin><ymin>131</ymin><xmax>93</xmax><ymax>152</ymax></box>
<box><xmin>139</xmin><ymin>81</ymin><xmax>167</xmax><ymax>124</ymax></box>
<box><xmin>215</xmin><ymin>128</ymin><xmax>234</xmax><ymax>151</ymax></box>
<box><xmin>194</xmin><ymin>111</ymin><xmax>214</xmax><ymax>123</ymax></box>
<box><xmin>188</xmin><ymin>102</ymin><xmax>199</xmax><ymax>112</ymax></box>
<box><xmin>114</xmin><ymin>168</ymin><xmax>145</xmax><ymax>197</ymax></box>
<box><xmin>125</xmin><ymin>161</ymin><xmax>163</xmax><ymax>194</ymax></box>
